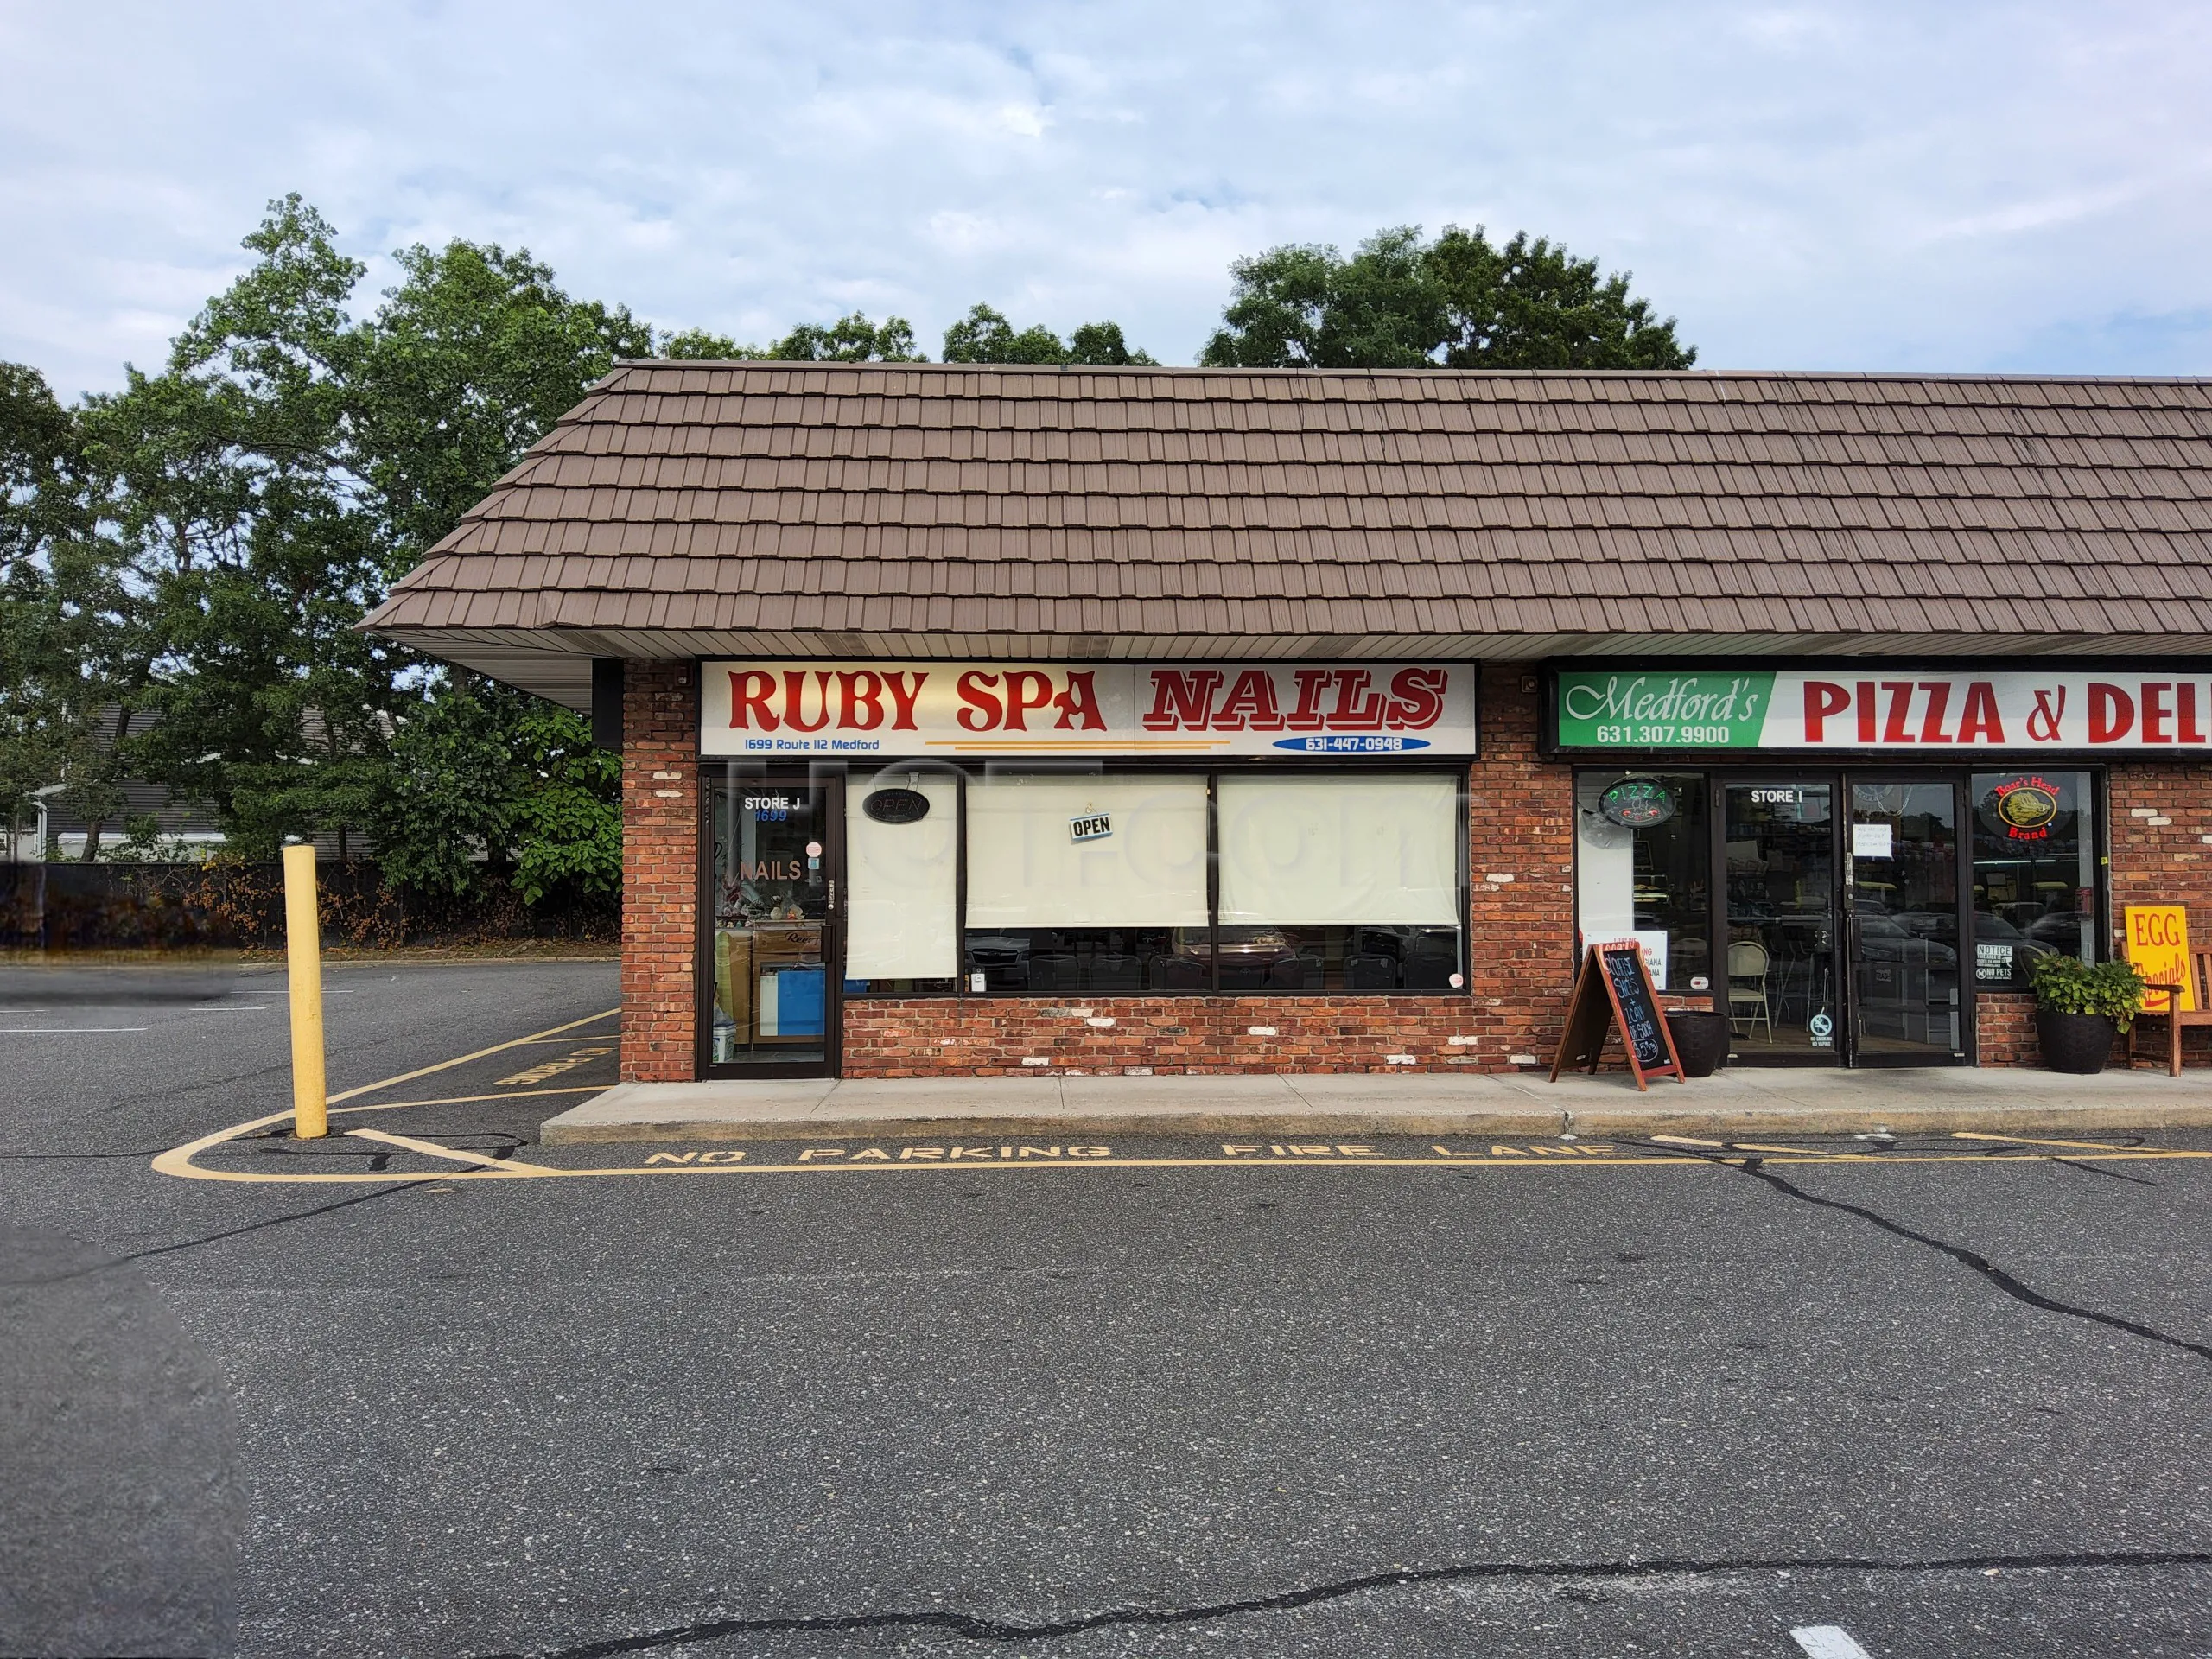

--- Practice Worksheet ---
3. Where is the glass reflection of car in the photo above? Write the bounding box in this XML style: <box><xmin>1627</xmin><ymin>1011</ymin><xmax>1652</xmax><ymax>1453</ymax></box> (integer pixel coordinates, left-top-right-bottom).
<box><xmin>2026</xmin><ymin>909</ymin><xmax>2091</xmax><ymax>954</ymax></box>
<box><xmin>963</xmin><ymin>934</ymin><xmax>1030</xmax><ymax>991</ymax></box>
<box><xmin>1853</xmin><ymin>913</ymin><xmax>1959</xmax><ymax>968</ymax></box>
<box><xmin>1170</xmin><ymin>926</ymin><xmax>1299</xmax><ymax>969</ymax></box>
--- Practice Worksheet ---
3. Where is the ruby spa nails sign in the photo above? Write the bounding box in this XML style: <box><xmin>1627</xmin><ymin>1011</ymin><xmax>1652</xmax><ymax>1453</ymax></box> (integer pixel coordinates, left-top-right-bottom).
<box><xmin>1551</xmin><ymin>667</ymin><xmax>2212</xmax><ymax>753</ymax></box>
<box><xmin>701</xmin><ymin>662</ymin><xmax>1478</xmax><ymax>759</ymax></box>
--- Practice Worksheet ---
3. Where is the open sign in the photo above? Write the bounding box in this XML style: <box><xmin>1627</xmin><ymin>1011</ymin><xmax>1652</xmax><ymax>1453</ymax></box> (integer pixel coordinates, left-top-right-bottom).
<box><xmin>1069</xmin><ymin>813</ymin><xmax>1114</xmax><ymax>843</ymax></box>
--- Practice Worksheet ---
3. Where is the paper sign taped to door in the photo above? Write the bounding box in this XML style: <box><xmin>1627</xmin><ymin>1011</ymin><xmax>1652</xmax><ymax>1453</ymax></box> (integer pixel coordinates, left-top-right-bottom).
<box><xmin>1851</xmin><ymin>823</ymin><xmax>1894</xmax><ymax>859</ymax></box>
<box><xmin>2124</xmin><ymin>906</ymin><xmax>2194</xmax><ymax>1012</ymax></box>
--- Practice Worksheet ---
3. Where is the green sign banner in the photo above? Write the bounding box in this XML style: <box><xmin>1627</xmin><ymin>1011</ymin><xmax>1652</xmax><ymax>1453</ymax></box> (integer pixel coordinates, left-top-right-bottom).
<box><xmin>1554</xmin><ymin>665</ymin><xmax>2212</xmax><ymax>751</ymax></box>
<box><xmin>1554</xmin><ymin>671</ymin><xmax>1777</xmax><ymax>750</ymax></box>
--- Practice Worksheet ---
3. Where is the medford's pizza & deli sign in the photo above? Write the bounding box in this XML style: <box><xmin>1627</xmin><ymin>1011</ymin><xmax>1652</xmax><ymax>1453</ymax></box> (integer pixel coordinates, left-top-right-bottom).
<box><xmin>1552</xmin><ymin>668</ymin><xmax>2212</xmax><ymax>753</ymax></box>
<box><xmin>702</xmin><ymin>662</ymin><xmax>1478</xmax><ymax>759</ymax></box>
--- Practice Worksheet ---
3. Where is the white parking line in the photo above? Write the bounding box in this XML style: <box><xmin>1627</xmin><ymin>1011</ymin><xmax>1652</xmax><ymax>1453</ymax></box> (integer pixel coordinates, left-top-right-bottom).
<box><xmin>0</xmin><ymin>1027</ymin><xmax>148</xmax><ymax>1033</ymax></box>
<box><xmin>1791</xmin><ymin>1626</ymin><xmax>1875</xmax><ymax>1659</ymax></box>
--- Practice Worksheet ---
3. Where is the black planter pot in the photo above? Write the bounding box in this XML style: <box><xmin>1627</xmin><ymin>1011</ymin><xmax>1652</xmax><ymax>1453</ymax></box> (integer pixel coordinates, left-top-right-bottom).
<box><xmin>1666</xmin><ymin>1010</ymin><xmax>1732</xmax><ymax>1078</ymax></box>
<box><xmin>2035</xmin><ymin>1008</ymin><xmax>2118</xmax><ymax>1075</ymax></box>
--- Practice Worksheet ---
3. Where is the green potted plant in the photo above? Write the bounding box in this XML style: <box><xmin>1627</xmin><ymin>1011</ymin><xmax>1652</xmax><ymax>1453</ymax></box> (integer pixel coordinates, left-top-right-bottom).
<box><xmin>2027</xmin><ymin>954</ymin><xmax>2147</xmax><ymax>1075</ymax></box>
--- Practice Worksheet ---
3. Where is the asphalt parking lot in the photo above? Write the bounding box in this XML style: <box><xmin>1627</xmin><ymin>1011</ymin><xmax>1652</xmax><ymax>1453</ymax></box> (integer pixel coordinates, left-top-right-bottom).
<box><xmin>5</xmin><ymin>960</ymin><xmax>2212</xmax><ymax>1657</ymax></box>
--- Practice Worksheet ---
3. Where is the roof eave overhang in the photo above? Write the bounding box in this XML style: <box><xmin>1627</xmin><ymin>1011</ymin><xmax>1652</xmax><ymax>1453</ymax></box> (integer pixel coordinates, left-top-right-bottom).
<box><xmin>368</xmin><ymin>625</ymin><xmax>2212</xmax><ymax>711</ymax></box>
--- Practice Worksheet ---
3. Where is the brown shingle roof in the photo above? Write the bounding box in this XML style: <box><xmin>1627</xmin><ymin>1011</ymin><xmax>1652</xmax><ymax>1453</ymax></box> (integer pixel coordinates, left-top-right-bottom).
<box><xmin>361</xmin><ymin>364</ymin><xmax>2212</xmax><ymax>706</ymax></box>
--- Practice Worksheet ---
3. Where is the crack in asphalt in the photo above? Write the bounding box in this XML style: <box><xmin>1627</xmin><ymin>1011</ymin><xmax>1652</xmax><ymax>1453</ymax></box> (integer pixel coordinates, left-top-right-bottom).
<box><xmin>2050</xmin><ymin>1155</ymin><xmax>2160</xmax><ymax>1187</ymax></box>
<box><xmin>474</xmin><ymin>1549</ymin><xmax>2212</xmax><ymax>1656</ymax></box>
<box><xmin>1726</xmin><ymin>1160</ymin><xmax>2212</xmax><ymax>1365</ymax></box>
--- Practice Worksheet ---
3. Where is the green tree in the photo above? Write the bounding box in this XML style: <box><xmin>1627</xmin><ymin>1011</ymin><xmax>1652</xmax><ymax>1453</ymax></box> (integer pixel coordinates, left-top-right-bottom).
<box><xmin>0</xmin><ymin>362</ymin><xmax>123</xmax><ymax>847</ymax></box>
<box><xmin>660</xmin><ymin>327</ymin><xmax>760</xmax><ymax>360</ymax></box>
<box><xmin>74</xmin><ymin>194</ymin><xmax>657</xmax><ymax>880</ymax></box>
<box><xmin>1200</xmin><ymin>225</ymin><xmax>1694</xmax><ymax>371</ymax></box>
<box><xmin>1066</xmin><ymin>321</ymin><xmax>1157</xmax><ymax>366</ymax></box>
<box><xmin>509</xmin><ymin>702</ymin><xmax>620</xmax><ymax>904</ymax></box>
<box><xmin>941</xmin><ymin>304</ymin><xmax>1158</xmax><ymax>365</ymax></box>
<box><xmin>354</xmin><ymin>237</ymin><xmax>655</xmax><ymax>577</ymax></box>
<box><xmin>767</xmin><ymin>313</ymin><xmax>925</xmax><ymax>363</ymax></box>
<box><xmin>367</xmin><ymin>674</ymin><xmax>618</xmax><ymax>904</ymax></box>
<box><xmin>86</xmin><ymin>196</ymin><xmax>400</xmax><ymax>859</ymax></box>
<box><xmin>365</xmin><ymin>672</ymin><xmax>520</xmax><ymax>895</ymax></box>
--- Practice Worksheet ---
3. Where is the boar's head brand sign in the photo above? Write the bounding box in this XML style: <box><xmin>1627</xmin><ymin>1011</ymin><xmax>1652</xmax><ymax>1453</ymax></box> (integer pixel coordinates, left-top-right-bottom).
<box><xmin>702</xmin><ymin>663</ymin><xmax>1478</xmax><ymax>759</ymax></box>
<box><xmin>1977</xmin><ymin>774</ymin><xmax>2069</xmax><ymax>842</ymax></box>
<box><xmin>1554</xmin><ymin>668</ymin><xmax>2212</xmax><ymax>753</ymax></box>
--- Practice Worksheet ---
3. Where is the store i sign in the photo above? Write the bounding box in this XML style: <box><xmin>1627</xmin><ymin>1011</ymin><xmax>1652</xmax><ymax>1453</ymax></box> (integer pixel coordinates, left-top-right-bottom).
<box><xmin>702</xmin><ymin>662</ymin><xmax>1478</xmax><ymax>758</ymax></box>
<box><xmin>1554</xmin><ymin>668</ymin><xmax>2212</xmax><ymax>752</ymax></box>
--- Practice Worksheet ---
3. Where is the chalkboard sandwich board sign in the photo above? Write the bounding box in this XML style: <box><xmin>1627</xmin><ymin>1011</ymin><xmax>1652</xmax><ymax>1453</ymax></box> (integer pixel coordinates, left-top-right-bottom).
<box><xmin>1548</xmin><ymin>938</ymin><xmax>1686</xmax><ymax>1090</ymax></box>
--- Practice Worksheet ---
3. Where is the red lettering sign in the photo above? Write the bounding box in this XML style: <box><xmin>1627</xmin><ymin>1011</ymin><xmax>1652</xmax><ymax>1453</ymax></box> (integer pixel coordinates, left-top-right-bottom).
<box><xmin>1210</xmin><ymin>668</ymin><xmax>1284</xmax><ymax>732</ymax></box>
<box><xmin>2144</xmin><ymin>682</ymin><xmax>2174</xmax><ymax>744</ymax></box>
<box><xmin>730</xmin><ymin>669</ymin><xmax>779</xmax><ymax>730</ymax></box>
<box><xmin>1287</xmin><ymin>668</ymin><xmax>1333</xmax><ymax>731</ymax></box>
<box><xmin>1803</xmin><ymin>681</ymin><xmax>1850</xmax><ymax>741</ymax></box>
<box><xmin>1052</xmin><ymin>671</ymin><xmax>1105</xmax><ymax>731</ymax></box>
<box><xmin>2088</xmin><ymin>683</ymin><xmax>2134</xmax><ymax>743</ymax></box>
<box><xmin>1002</xmin><ymin>670</ymin><xmax>1056</xmax><ymax>732</ymax></box>
<box><xmin>957</xmin><ymin>671</ymin><xmax>1002</xmax><ymax>732</ymax></box>
<box><xmin>1141</xmin><ymin>670</ymin><xmax>1224</xmax><ymax>731</ymax></box>
<box><xmin>1956</xmin><ymin>681</ymin><xmax>2003</xmax><ymax>743</ymax></box>
<box><xmin>1385</xmin><ymin>667</ymin><xmax>1449</xmax><ymax>730</ymax></box>
<box><xmin>1917</xmin><ymin>680</ymin><xmax>1953</xmax><ymax>743</ymax></box>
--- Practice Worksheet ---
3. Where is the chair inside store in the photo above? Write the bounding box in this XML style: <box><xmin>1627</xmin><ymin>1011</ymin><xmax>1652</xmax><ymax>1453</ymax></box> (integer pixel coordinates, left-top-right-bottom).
<box><xmin>1727</xmin><ymin>939</ymin><xmax>1774</xmax><ymax>1040</ymax></box>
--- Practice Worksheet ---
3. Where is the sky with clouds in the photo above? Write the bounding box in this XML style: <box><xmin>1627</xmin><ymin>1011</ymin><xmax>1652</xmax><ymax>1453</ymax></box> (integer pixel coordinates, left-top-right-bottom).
<box><xmin>4</xmin><ymin>1</ymin><xmax>2210</xmax><ymax>397</ymax></box>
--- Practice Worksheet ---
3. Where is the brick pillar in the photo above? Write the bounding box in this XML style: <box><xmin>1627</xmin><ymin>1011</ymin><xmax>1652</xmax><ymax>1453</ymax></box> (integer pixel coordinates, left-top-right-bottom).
<box><xmin>1464</xmin><ymin>666</ymin><xmax>1577</xmax><ymax>1065</ymax></box>
<box><xmin>2105</xmin><ymin>761</ymin><xmax>2212</xmax><ymax>1068</ymax></box>
<box><xmin>620</xmin><ymin>661</ymin><xmax>699</xmax><ymax>1082</ymax></box>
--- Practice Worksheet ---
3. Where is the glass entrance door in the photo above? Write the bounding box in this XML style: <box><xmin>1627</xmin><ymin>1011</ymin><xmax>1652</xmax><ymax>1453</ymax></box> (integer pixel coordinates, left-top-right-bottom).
<box><xmin>705</xmin><ymin>771</ymin><xmax>840</xmax><ymax>1074</ymax></box>
<box><xmin>1721</xmin><ymin>782</ymin><xmax>1840</xmax><ymax>1060</ymax></box>
<box><xmin>1846</xmin><ymin>779</ymin><xmax>1965</xmax><ymax>1063</ymax></box>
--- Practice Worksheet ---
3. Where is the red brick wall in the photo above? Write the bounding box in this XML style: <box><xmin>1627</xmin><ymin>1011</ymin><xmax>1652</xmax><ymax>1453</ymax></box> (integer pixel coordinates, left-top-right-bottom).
<box><xmin>841</xmin><ymin>665</ymin><xmax>1580</xmax><ymax>1077</ymax></box>
<box><xmin>1974</xmin><ymin>992</ymin><xmax>2038</xmax><ymax>1065</ymax></box>
<box><xmin>843</xmin><ymin>995</ymin><xmax>1492</xmax><ymax>1077</ymax></box>
<box><xmin>2105</xmin><ymin>761</ymin><xmax>2212</xmax><ymax>1066</ymax></box>
<box><xmin>619</xmin><ymin>662</ymin><xmax>700</xmax><ymax>1081</ymax></box>
<box><xmin>1461</xmin><ymin>665</ymin><xmax>1580</xmax><ymax>1068</ymax></box>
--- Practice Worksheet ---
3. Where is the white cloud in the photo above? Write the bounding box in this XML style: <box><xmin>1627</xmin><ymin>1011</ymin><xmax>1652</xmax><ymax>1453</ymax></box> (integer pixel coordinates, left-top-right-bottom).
<box><xmin>2</xmin><ymin>0</ymin><xmax>2211</xmax><ymax>393</ymax></box>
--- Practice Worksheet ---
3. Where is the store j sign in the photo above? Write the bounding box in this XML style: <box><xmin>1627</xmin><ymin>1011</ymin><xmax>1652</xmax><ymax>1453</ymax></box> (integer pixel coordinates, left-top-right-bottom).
<box><xmin>702</xmin><ymin>662</ymin><xmax>1478</xmax><ymax>759</ymax></box>
<box><xmin>1554</xmin><ymin>668</ymin><xmax>2212</xmax><ymax>751</ymax></box>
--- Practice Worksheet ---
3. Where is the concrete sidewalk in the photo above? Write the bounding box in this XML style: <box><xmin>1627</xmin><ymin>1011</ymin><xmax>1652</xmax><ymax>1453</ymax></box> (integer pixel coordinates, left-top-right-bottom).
<box><xmin>538</xmin><ymin>1064</ymin><xmax>2212</xmax><ymax>1144</ymax></box>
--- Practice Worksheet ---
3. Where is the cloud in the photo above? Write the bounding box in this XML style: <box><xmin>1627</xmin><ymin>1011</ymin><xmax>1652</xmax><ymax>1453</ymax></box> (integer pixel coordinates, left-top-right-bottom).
<box><xmin>2</xmin><ymin>0</ymin><xmax>2210</xmax><ymax>392</ymax></box>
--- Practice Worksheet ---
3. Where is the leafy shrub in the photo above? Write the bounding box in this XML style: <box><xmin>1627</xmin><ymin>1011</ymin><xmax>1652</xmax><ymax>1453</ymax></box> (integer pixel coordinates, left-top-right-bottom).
<box><xmin>2027</xmin><ymin>953</ymin><xmax>2148</xmax><ymax>1028</ymax></box>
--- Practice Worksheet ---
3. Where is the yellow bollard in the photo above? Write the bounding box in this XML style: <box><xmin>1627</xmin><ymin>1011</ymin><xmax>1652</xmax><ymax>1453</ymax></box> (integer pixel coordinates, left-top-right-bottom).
<box><xmin>282</xmin><ymin>842</ymin><xmax>328</xmax><ymax>1138</ymax></box>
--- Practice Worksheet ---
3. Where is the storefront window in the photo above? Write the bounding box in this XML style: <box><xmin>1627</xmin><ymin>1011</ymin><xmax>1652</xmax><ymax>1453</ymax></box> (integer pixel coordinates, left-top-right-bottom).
<box><xmin>957</xmin><ymin>769</ymin><xmax>1466</xmax><ymax>995</ymax></box>
<box><xmin>1970</xmin><ymin>770</ymin><xmax>2097</xmax><ymax>990</ymax></box>
<box><xmin>1215</xmin><ymin>774</ymin><xmax>1464</xmax><ymax>990</ymax></box>
<box><xmin>964</xmin><ymin>772</ymin><xmax>1210</xmax><ymax>994</ymax></box>
<box><xmin>843</xmin><ymin>766</ymin><xmax>958</xmax><ymax>995</ymax></box>
<box><xmin>1574</xmin><ymin>772</ymin><xmax>1711</xmax><ymax>996</ymax></box>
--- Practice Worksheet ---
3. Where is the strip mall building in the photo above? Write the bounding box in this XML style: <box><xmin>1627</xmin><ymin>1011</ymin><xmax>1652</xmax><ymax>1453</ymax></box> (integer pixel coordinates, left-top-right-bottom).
<box><xmin>362</xmin><ymin>365</ymin><xmax>2212</xmax><ymax>1081</ymax></box>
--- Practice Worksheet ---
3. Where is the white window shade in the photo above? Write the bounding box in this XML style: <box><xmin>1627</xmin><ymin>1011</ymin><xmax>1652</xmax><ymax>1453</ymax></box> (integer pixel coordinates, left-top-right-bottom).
<box><xmin>844</xmin><ymin>771</ymin><xmax>958</xmax><ymax>977</ymax></box>
<box><xmin>966</xmin><ymin>774</ymin><xmax>1208</xmax><ymax>928</ymax></box>
<box><xmin>1574</xmin><ymin>782</ymin><xmax>1637</xmax><ymax>942</ymax></box>
<box><xmin>1217</xmin><ymin>775</ymin><xmax>1460</xmax><ymax>925</ymax></box>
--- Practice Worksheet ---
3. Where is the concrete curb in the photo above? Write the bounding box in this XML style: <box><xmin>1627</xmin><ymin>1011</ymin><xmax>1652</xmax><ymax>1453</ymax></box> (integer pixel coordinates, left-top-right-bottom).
<box><xmin>539</xmin><ymin>1100</ymin><xmax>2212</xmax><ymax>1145</ymax></box>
